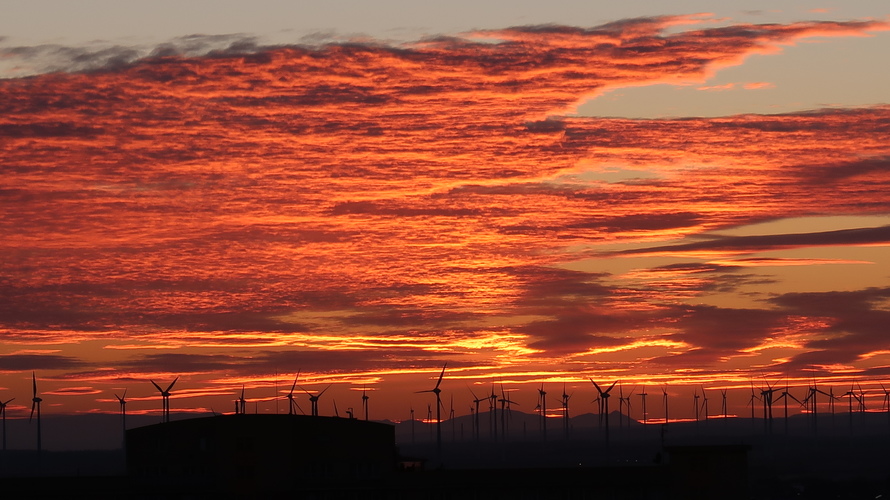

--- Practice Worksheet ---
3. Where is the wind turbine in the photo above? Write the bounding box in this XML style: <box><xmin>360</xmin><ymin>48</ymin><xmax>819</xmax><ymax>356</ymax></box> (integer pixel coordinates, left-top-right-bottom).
<box><xmin>760</xmin><ymin>381</ymin><xmax>779</xmax><ymax>433</ymax></box>
<box><xmin>416</xmin><ymin>364</ymin><xmax>446</xmax><ymax>455</ymax></box>
<box><xmin>746</xmin><ymin>383</ymin><xmax>759</xmax><ymax>424</ymax></box>
<box><xmin>775</xmin><ymin>382</ymin><xmax>803</xmax><ymax>434</ymax></box>
<box><xmin>488</xmin><ymin>385</ymin><xmax>498</xmax><ymax>441</ymax></box>
<box><xmin>662</xmin><ymin>385</ymin><xmax>669</xmax><ymax>425</ymax></box>
<box><xmin>590</xmin><ymin>379</ymin><xmax>617</xmax><ymax>444</ymax></box>
<box><xmin>881</xmin><ymin>383</ymin><xmax>890</xmax><ymax>425</ymax></box>
<box><xmin>30</xmin><ymin>372</ymin><xmax>43</xmax><ymax>452</ymax></box>
<box><xmin>286</xmin><ymin>371</ymin><xmax>303</xmax><ymax>415</ymax></box>
<box><xmin>498</xmin><ymin>383</ymin><xmax>519</xmax><ymax>441</ymax></box>
<box><xmin>826</xmin><ymin>386</ymin><xmax>837</xmax><ymax>421</ymax></box>
<box><xmin>236</xmin><ymin>385</ymin><xmax>247</xmax><ymax>415</ymax></box>
<box><xmin>700</xmin><ymin>386</ymin><xmax>709</xmax><ymax>421</ymax></box>
<box><xmin>1</xmin><ymin>396</ymin><xmax>14</xmax><ymax>451</ymax></box>
<box><xmin>857</xmin><ymin>383</ymin><xmax>867</xmax><ymax>413</ymax></box>
<box><xmin>720</xmin><ymin>389</ymin><xmax>729</xmax><ymax>420</ymax></box>
<box><xmin>802</xmin><ymin>377</ymin><xmax>832</xmax><ymax>433</ymax></box>
<box><xmin>426</xmin><ymin>404</ymin><xmax>433</xmax><ymax>440</ymax></box>
<box><xmin>150</xmin><ymin>377</ymin><xmax>178</xmax><ymax>423</ymax></box>
<box><xmin>693</xmin><ymin>388</ymin><xmax>701</xmax><ymax>422</ymax></box>
<box><xmin>468</xmin><ymin>386</ymin><xmax>486</xmax><ymax>441</ymax></box>
<box><xmin>842</xmin><ymin>384</ymin><xmax>858</xmax><ymax>435</ymax></box>
<box><xmin>560</xmin><ymin>384</ymin><xmax>572</xmax><ymax>439</ymax></box>
<box><xmin>618</xmin><ymin>385</ymin><xmax>627</xmax><ymax>428</ymax></box>
<box><xmin>638</xmin><ymin>386</ymin><xmax>648</xmax><ymax>424</ymax></box>
<box><xmin>362</xmin><ymin>386</ymin><xmax>370</xmax><ymax>421</ymax></box>
<box><xmin>114</xmin><ymin>390</ymin><xmax>127</xmax><ymax>445</ymax></box>
<box><xmin>537</xmin><ymin>383</ymin><xmax>547</xmax><ymax>441</ymax></box>
<box><xmin>623</xmin><ymin>387</ymin><xmax>635</xmax><ymax>428</ymax></box>
<box><xmin>449</xmin><ymin>395</ymin><xmax>456</xmax><ymax>441</ymax></box>
<box><xmin>592</xmin><ymin>393</ymin><xmax>601</xmax><ymax>428</ymax></box>
<box><xmin>616</xmin><ymin>385</ymin><xmax>635</xmax><ymax>428</ymax></box>
<box><xmin>301</xmin><ymin>384</ymin><xmax>332</xmax><ymax>417</ymax></box>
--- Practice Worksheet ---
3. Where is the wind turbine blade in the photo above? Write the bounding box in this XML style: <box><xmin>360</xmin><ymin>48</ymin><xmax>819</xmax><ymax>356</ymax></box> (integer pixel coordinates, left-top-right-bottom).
<box><xmin>605</xmin><ymin>381</ymin><xmax>618</xmax><ymax>394</ymax></box>
<box><xmin>434</xmin><ymin>363</ymin><xmax>447</xmax><ymax>389</ymax></box>
<box><xmin>468</xmin><ymin>385</ymin><xmax>479</xmax><ymax>400</ymax></box>
<box><xmin>32</xmin><ymin>372</ymin><xmax>38</xmax><ymax>397</ymax></box>
<box><xmin>290</xmin><ymin>370</ymin><xmax>301</xmax><ymax>393</ymax></box>
<box><xmin>30</xmin><ymin>401</ymin><xmax>36</xmax><ymax>422</ymax></box>
<box><xmin>318</xmin><ymin>384</ymin><xmax>333</xmax><ymax>397</ymax></box>
<box><xmin>590</xmin><ymin>379</ymin><xmax>603</xmax><ymax>394</ymax></box>
<box><xmin>150</xmin><ymin>380</ymin><xmax>163</xmax><ymax>393</ymax></box>
<box><xmin>165</xmin><ymin>376</ymin><xmax>179</xmax><ymax>392</ymax></box>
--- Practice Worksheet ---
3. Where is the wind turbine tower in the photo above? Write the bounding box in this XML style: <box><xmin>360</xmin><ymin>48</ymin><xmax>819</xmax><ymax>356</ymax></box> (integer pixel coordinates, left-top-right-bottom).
<box><xmin>1</xmin><ymin>396</ymin><xmax>14</xmax><ymax>451</ymax></box>
<box><xmin>237</xmin><ymin>385</ymin><xmax>247</xmax><ymax>415</ymax></box>
<box><xmin>488</xmin><ymin>385</ymin><xmax>498</xmax><ymax>441</ymax></box>
<box><xmin>114</xmin><ymin>390</ymin><xmax>127</xmax><ymax>445</ymax></box>
<box><xmin>30</xmin><ymin>372</ymin><xmax>43</xmax><ymax>453</ymax></box>
<box><xmin>362</xmin><ymin>386</ymin><xmax>370</xmax><ymax>421</ymax></box>
<box><xmin>498</xmin><ymin>384</ymin><xmax>519</xmax><ymax>441</ymax></box>
<box><xmin>538</xmin><ymin>383</ymin><xmax>547</xmax><ymax>441</ymax></box>
<box><xmin>700</xmin><ymin>386</ymin><xmax>709</xmax><ymax>421</ymax></box>
<box><xmin>561</xmin><ymin>384</ymin><xmax>571</xmax><ymax>439</ymax></box>
<box><xmin>881</xmin><ymin>383</ymin><xmax>890</xmax><ymax>426</ymax></box>
<box><xmin>469</xmin><ymin>387</ymin><xmax>485</xmax><ymax>441</ymax></box>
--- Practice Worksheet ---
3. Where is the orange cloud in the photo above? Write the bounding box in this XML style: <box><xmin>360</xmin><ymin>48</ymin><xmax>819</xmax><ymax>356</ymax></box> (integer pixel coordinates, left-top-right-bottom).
<box><xmin>1</xmin><ymin>17</ymin><xmax>889</xmax><ymax>419</ymax></box>
<box><xmin>697</xmin><ymin>83</ymin><xmax>736</xmax><ymax>91</ymax></box>
<box><xmin>742</xmin><ymin>81</ymin><xmax>775</xmax><ymax>89</ymax></box>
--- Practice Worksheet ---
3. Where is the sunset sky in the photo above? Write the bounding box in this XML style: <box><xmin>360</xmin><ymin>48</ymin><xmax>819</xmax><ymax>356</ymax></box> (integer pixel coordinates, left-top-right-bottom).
<box><xmin>2</xmin><ymin>1</ymin><xmax>889</xmax><ymax>426</ymax></box>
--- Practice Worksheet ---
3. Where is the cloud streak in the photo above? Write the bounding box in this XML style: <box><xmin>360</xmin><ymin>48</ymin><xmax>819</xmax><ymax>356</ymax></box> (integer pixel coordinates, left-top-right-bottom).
<box><xmin>604</xmin><ymin>225</ymin><xmax>890</xmax><ymax>258</ymax></box>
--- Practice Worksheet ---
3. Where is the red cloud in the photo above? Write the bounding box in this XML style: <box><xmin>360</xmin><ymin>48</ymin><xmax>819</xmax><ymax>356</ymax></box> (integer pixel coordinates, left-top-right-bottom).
<box><xmin>0</xmin><ymin>17</ymin><xmax>888</xmax><ymax>411</ymax></box>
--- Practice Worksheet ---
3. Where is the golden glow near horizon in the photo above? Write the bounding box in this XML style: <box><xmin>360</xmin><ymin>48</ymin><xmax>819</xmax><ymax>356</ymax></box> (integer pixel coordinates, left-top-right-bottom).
<box><xmin>1</xmin><ymin>15</ymin><xmax>890</xmax><ymax>423</ymax></box>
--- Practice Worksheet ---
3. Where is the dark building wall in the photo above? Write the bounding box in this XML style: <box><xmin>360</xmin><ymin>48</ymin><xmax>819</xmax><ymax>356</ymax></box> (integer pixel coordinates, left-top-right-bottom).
<box><xmin>126</xmin><ymin>414</ymin><xmax>396</xmax><ymax>493</ymax></box>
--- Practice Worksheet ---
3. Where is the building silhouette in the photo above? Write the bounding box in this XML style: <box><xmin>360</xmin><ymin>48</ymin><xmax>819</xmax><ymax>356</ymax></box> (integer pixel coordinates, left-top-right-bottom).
<box><xmin>126</xmin><ymin>413</ymin><xmax>395</xmax><ymax>495</ymax></box>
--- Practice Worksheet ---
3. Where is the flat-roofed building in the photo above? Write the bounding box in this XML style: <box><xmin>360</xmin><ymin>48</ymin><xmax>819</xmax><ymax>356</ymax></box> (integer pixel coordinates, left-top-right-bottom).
<box><xmin>127</xmin><ymin>414</ymin><xmax>396</xmax><ymax>495</ymax></box>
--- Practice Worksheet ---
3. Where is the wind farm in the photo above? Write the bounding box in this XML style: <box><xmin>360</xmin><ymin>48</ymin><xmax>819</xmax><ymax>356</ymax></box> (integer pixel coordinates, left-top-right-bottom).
<box><xmin>2</xmin><ymin>371</ymin><xmax>890</xmax><ymax>498</ymax></box>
